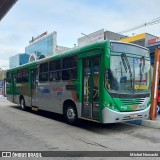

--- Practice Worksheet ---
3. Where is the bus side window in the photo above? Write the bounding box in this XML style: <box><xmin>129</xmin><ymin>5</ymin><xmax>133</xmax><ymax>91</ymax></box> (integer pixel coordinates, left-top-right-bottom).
<box><xmin>17</xmin><ymin>70</ymin><xmax>22</xmax><ymax>83</ymax></box>
<box><xmin>62</xmin><ymin>56</ymin><xmax>77</xmax><ymax>80</ymax></box>
<box><xmin>22</xmin><ymin>68</ymin><xmax>29</xmax><ymax>82</ymax></box>
<box><xmin>49</xmin><ymin>60</ymin><xmax>61</xmax><ymax>81</ymax></box>
<box><xmin>39</xmin><ymin>63</ymin><xmax>49</xmax><ymax>82</ymax></box>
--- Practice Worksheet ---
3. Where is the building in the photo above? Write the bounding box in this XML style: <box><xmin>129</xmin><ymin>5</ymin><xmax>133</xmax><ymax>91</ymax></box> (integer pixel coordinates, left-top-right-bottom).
<box><xmin>78</xmin><ymin>29</ymin><xmax>125</xmax><ymax>47</ymax></box>
<box><xmin>9</xmin><ymin>31</ymin><xmax>70</xmax><ymax>68</ymax></box>
<box><xmin>25</xmin><ymin>31</ymin><xmax>70</xmax><ymax>62</ymax></box>
<box><xmin>147</xmin><ymin>37</ymin><xmax>160</xmax><ymax>64</ymax></box>
<box><xmin>26</xmin><ymin>31</ymin><xmax>56</xmax><ymax>62</ymax></box>
<box><xmin>56</xmin><ymin>45</ymin><xmax>71</xmax><ymax>54</ymax></box>
<box><xmin>0</xmin><ymin>68</ymin><xmax>6</xmax><ymax>80</ymax></box>
<box><xmin>104</xmin><ymin>30</ymin><xmax>126</xmax><ymax>41</ymax></box>
<box><xmin>119</xmin><ymin>33</ymin><xmax>157</xmax><ymax>47</ymax></box>
<box><xmin>0</xmin><ymin>68</ymin><xmax>6</xmax><ymax>96</ymax></box>
<box><xmin>9</xmin><ymin>53</ymin><xmax>29</xmax><ymax>69</ymax></box>
<box><xmin>119</xmin><ymin>33</ymin><xmax>158</xmax><ymax>65</ymax></box>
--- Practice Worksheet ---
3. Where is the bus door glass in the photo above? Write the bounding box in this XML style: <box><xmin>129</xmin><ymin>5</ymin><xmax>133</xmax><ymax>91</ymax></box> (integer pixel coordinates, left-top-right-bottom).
<box><xmin>82</xmin><ymin>56</ymin><xmax>100</xmax><ymax>120</ymax></box>
<box><xmin>30</xmin><ymin>69</ymin><xmax>38</xmax><ymax>106</ymax></box>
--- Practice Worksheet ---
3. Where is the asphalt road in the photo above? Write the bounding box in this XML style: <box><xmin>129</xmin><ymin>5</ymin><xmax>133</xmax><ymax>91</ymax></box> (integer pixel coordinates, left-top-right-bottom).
<box><xmin>0</xmin><ymin>98</ymin><xmax>160</xmax><ymax>160</ymax></box>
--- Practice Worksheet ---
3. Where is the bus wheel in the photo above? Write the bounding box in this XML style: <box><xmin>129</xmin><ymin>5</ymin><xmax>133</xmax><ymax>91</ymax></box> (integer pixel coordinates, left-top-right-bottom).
<box><xmin>20</xmin><ymin>98</ymin><xmax>27</xmax><ymax>111</ymax></box>
<box><xmin>64</xmin><ymin>105</ymin><xmax>78</xmax><ymax>124</ymax></box>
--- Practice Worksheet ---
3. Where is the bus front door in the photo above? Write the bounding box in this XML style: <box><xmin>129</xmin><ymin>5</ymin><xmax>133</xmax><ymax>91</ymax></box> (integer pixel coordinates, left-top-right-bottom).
<box><xmin>82</xmin><ymin>56</ymin><xmax>100</xmax><ymax>120</ymax></box>
<box><xmin>30</xmin><ymin>69</ymin><xmax>38</xmax><ymax>107</ymax></box>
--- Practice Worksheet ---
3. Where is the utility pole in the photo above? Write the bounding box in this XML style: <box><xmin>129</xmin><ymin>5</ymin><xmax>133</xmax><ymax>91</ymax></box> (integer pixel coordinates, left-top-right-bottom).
<box><xmin>150</xmin><ymin>48</ymin><xmax>160</xmax><ymax>120</ymax></box>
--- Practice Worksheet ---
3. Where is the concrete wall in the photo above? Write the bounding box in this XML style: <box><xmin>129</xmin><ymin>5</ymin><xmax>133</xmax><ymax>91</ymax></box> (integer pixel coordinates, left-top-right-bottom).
<box><xmin>104</xmin><ymin>31</ymin><xmax>126</xmax><ymax>41</ymax></box>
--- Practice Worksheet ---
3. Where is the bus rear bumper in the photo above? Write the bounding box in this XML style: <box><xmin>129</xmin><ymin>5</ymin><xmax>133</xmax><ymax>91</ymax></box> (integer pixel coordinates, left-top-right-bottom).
<box><xmin>102</xmin><ymin>107</ymin><xmax>150</xmax><ymax>123</ymax></box>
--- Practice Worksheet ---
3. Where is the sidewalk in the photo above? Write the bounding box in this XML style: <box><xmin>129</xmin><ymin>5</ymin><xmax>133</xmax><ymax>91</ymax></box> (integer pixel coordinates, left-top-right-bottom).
<box><xmin>0</xmin><ymin>95</ymin><xmax>7</xmax><ymax>101</ymax></box>
<box><xmin>128</xmin><ymin>115</ymin><xmax>160</xmax><ymax>129</ymax></box>
<box><xmin>141</xmin><ymin>115</ymin><xmax>160</xmax><ymax>129</ymax></box>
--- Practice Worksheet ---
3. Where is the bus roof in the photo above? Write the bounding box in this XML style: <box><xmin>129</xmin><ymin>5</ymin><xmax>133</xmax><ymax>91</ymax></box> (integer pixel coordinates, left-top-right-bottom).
<box><xmin>7</xmin><ymin>40</ymin><xmax>109</xmax><ymax>72</ymax></box>
<box><xmin>7</xmin><ymin>40</ymin><xmax>149</xmax><ymax>72</ymax></box>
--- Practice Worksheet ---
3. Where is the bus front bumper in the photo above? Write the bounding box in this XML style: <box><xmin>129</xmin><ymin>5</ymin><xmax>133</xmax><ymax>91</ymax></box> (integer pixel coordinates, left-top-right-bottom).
<box><xmin>102</xmin><ymin>106</ymin><xmax>150</xmax><ymax>123</ymax></box>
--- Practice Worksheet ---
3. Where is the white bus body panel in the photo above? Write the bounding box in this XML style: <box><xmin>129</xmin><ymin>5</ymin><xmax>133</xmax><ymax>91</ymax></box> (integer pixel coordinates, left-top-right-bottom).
<box><xmin>102</xmin><ymin>106</ymin><xmax>150</xmax><ymax>123</ymax></box>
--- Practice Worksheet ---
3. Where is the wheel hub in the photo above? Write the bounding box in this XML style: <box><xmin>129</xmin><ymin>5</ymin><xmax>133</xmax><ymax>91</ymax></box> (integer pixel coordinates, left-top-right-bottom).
<box><xmin>67</xmin><ymin>108</ymin><xmax>75</xmax><ymax>119</ymax></box>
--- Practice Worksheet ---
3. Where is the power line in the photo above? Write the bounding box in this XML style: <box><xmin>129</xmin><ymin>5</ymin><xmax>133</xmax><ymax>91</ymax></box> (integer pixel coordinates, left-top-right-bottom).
<box><xmin>118</xmin><ymin>17</ymin><xmax>160</xmax><ymax>34</ymax></box>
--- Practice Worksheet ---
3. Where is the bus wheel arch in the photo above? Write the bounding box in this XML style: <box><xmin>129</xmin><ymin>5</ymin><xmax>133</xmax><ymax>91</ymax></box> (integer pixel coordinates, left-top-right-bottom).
<box><xmin>19</xmin><ymin>95</ymin><xmax>27</xmax><ymax>111</ymax></box>
<box><xmin>63</xmin><ymin>100</ymin><xmax>78</xmax><ymax>124</ymax></box>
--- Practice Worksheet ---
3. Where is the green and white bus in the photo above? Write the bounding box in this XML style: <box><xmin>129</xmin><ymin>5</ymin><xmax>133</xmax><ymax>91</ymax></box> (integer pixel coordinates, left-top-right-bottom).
<box><xmin>6</xmin><ymin>40</ymin><xmax>151</xmax><ymax>124</ymax></box>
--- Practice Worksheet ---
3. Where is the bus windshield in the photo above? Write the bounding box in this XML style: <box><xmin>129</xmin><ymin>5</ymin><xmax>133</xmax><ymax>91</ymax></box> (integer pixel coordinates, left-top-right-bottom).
<box><xmin>110</xmin><ymin>42</ymin><xmax>149</xmax><ymax>57</ymax></box>
<box><xmin>106</xmin><ymin>43</ymin><xmax>151</xmax><ymax>94</ymax></box>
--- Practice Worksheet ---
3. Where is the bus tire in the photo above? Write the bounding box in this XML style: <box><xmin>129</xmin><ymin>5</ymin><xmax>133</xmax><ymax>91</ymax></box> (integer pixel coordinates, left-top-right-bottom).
<box><xmin>64</xmin><ymin>105</ymin><xmax>78</xmax><ymax>124</ymax></box>
<box><xmin>20</xmin><ymin>97</ymin><xmax>27</xmax><ymax>111</ymax></box>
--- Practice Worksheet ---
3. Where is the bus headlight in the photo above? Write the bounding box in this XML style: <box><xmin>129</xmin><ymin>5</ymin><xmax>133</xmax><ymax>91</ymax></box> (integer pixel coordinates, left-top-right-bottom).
<box><xmin>107</xmin><ymin>103</ymin><xmax>110</xmax><ymax>107</ymax></box>
<box><xmin>112</xmin><ymin>106</ymin><xmax>115</xmax><ymax>110</ymax></box>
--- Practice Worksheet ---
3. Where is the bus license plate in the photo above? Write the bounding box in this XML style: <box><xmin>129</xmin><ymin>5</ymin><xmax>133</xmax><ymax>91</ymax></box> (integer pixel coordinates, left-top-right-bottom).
<box><xmin>130</xmin><ymin>114</ymin><xmax>138</xmax><ymax>118</ymax></box>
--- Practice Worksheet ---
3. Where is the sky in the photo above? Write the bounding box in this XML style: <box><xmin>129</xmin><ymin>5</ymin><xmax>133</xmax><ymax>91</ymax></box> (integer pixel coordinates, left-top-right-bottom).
<box><xmin>0</xmin><ymin>0</ymin><xmax>160</xmax><ymax>69</ymax></box>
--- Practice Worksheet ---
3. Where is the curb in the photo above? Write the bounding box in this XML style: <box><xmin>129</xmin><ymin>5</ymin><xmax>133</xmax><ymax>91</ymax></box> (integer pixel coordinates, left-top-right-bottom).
<box><xmin>141</xmin><ymin>119</ymin><xmax>160</xmax><ymax>129</ymax></box>
<box><xmin>127</xmin><ymin>117</ymin><xmax>160</xmax><ymax>129</ymax></box>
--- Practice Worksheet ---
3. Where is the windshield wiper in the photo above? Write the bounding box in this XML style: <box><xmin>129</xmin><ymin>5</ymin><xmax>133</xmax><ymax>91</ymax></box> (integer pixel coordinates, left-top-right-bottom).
<box><xmin>121</xmin><ymin>54</ymin><xmax>128</xmax><ymax>73</ymax></box>
<box><xmin>121</xmin><ymin>53</ymin><xmax>133</xmax><ymax>77</ymax></box>
<box><xmin>121</xmin><ymin>53</ymin><xmax>133</xmax><ymax>89</ymax></box>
